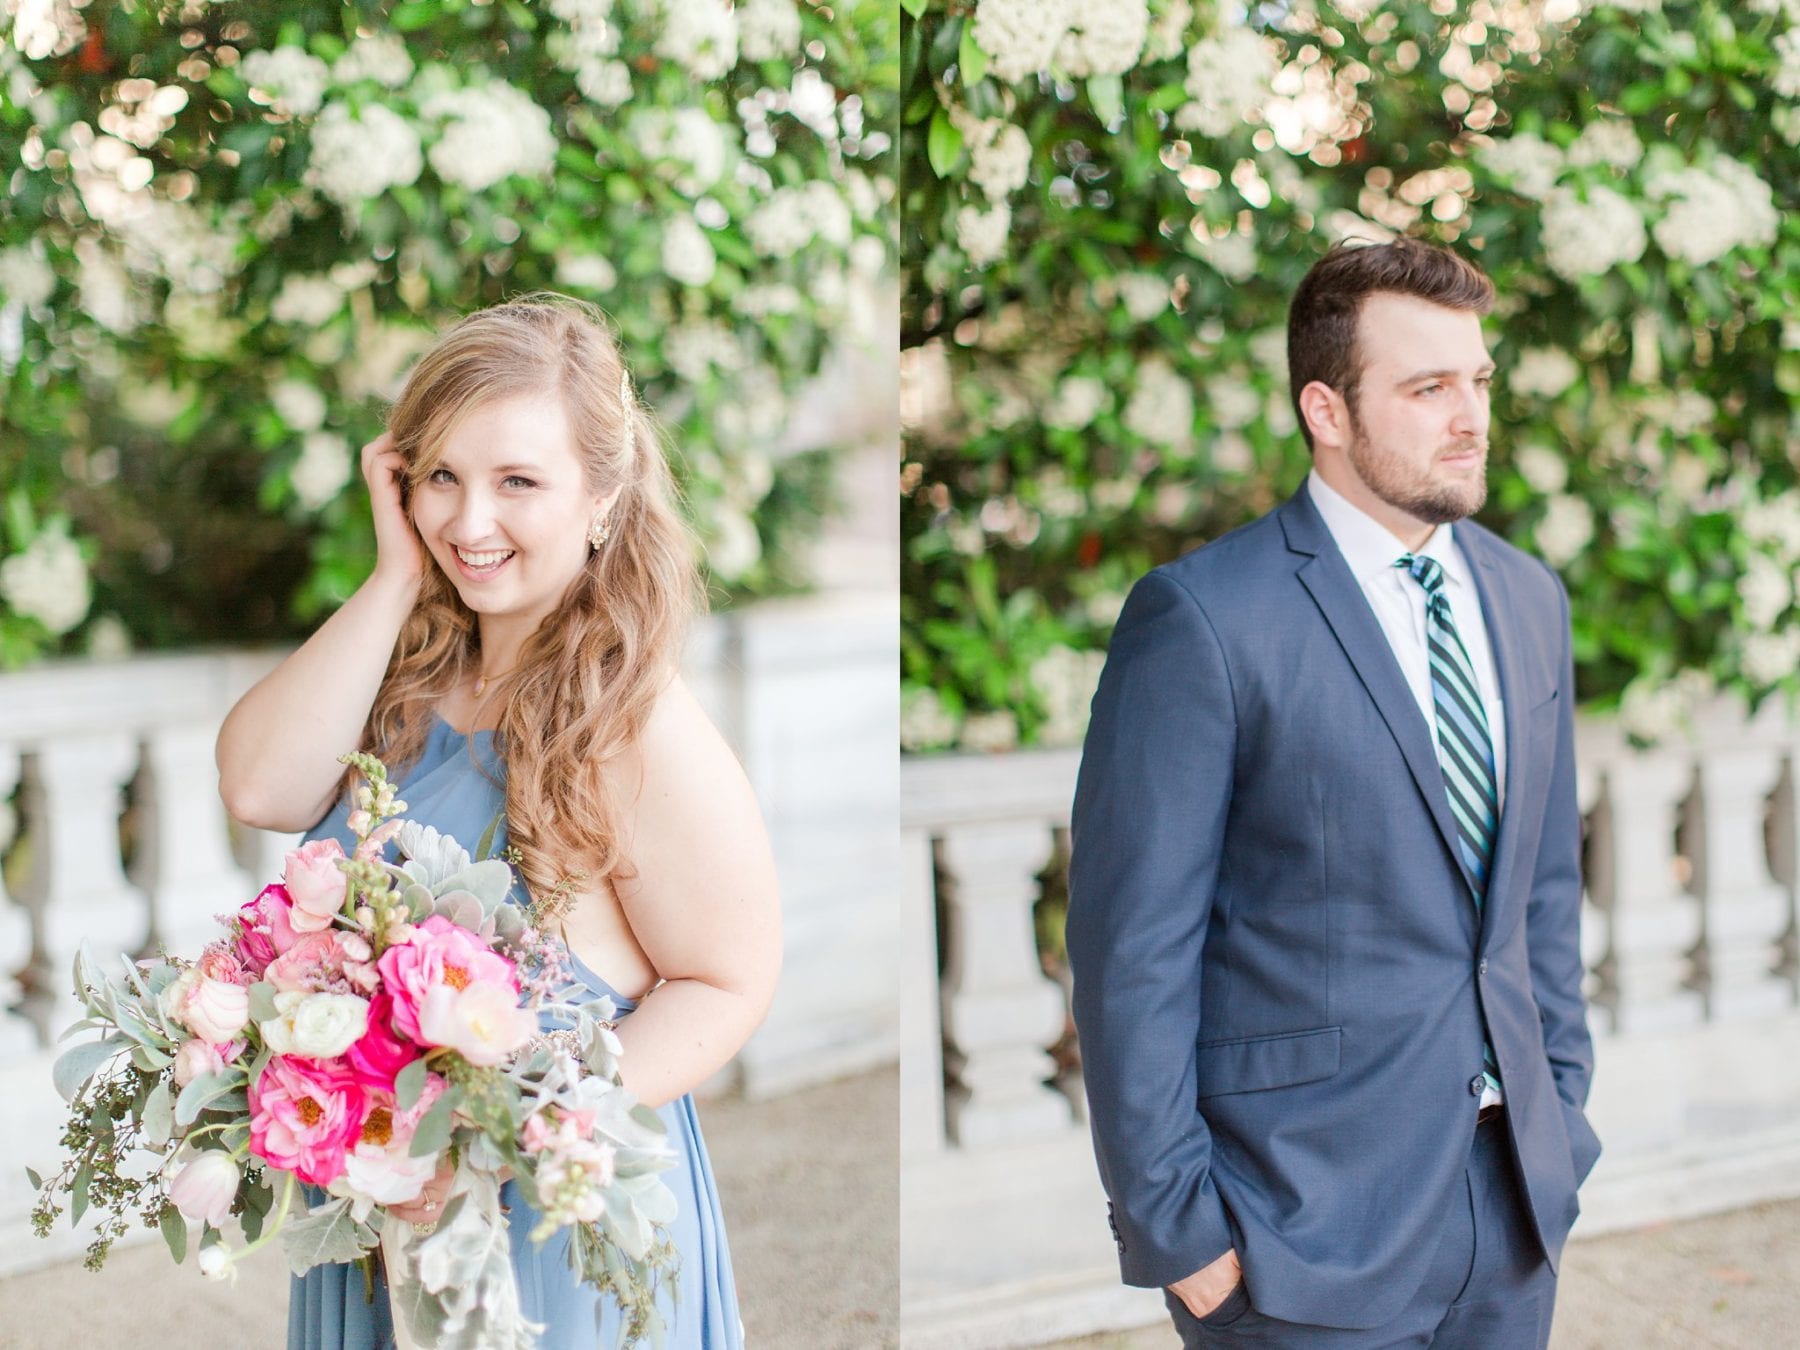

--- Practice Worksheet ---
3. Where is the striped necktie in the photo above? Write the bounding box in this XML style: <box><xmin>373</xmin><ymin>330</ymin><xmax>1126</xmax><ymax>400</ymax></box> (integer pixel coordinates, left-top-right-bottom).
<box><xmin>1396</xmin><ymin>552</ymin><xmax>1502</xmax><ymax>1096</ymax></box>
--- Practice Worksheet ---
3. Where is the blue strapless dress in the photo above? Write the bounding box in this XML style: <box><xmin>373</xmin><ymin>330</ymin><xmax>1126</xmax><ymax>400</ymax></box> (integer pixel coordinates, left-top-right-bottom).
<box><xmin>287</xmin><ymin>717</ymin><xmax>742</xmax><ymax>1348</ymax></box>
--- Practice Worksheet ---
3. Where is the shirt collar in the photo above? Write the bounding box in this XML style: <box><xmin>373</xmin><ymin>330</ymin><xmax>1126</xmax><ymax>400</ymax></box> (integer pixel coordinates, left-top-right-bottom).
<box><xmin>1306</xmin><ymin>467</ymin><xmax>1471</xmax><ymax>593</ymax></box>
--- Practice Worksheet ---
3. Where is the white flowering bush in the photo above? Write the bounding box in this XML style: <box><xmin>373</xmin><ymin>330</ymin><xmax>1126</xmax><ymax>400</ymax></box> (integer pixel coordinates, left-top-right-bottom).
<box><xmin>902</xmin><ymin>0</ymin><xmax>1800</xmax><ymax>753</ymax></box>
<box><xmin>0</xmin><ymin>0</ymin><xmax>894</xmax><ymax>667</ymax></box>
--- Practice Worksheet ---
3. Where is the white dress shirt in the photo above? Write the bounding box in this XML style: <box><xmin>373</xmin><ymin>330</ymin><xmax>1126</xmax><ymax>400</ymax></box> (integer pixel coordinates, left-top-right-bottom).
<box><xmin>1308</xmin><ymin>470</ymin><xmax>1508</xmax><ymax>1109</ymax></box>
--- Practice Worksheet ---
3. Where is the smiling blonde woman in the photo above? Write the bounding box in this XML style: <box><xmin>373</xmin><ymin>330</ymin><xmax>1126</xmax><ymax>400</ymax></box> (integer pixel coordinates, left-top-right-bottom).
<box><xmin>217</xmin><ymin>294</ymin><xmax>780</xmax><ymax>1349</ymax></box>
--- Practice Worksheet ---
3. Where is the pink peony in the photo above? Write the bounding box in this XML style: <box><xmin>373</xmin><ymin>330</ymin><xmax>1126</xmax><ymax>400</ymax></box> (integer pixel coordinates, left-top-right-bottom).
<box><xmin>283</xmin><ymin>839</ymin><xmax>349</xmax><ymax>933</ymax></box>
<box><xmin>330</xmin><ymin>1076</ymin><xmax>449</xmax><ymax>1209</ymax></box>
<box><xmin>416</xmin><ymin>980</ymin><xmax>537</xmax><ymax>1066</ymax></box>
<box><xmin>235</xmin><ymin>884</ymin><xmax>300</xmax><ymax>975</ymax></box>
<box><xmin>377</xmin><ymin>916</ymin><xmax>520</xmax><ymax>1044</ymax></box>
<box><xmin>343</xmin><ymin>993</ymin><xmax>421</xmax><ymax>1092</ymax></box>
<box><xmin>247</xmin><ymin>1054</ymin><xmax>369</xmax><ymax>1188</ymax></box>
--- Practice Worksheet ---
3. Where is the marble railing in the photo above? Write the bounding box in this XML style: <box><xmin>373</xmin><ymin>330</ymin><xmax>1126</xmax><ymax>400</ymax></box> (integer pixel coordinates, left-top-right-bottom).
<box><xmin>0</xmin><ymin>588</ymin><xmax>898</xmax><ymax>1275</ymax></box>
<box><xmin>900</xmin><ymin>701</ymin><xmax>1800</xmax><ymax>1348</ymax></box>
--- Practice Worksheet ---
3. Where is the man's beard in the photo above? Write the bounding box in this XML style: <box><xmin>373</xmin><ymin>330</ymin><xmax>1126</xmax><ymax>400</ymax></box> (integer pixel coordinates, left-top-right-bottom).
<box><xmin>1344</xmin><ymin>422</ymin><xmax>1488</xmax><ymax>527</ymax></box>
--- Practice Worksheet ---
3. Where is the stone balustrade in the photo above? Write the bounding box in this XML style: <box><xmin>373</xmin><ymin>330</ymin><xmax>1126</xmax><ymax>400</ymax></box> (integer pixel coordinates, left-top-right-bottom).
<box><xmin>900</xmin><ymin>701</ymin><xmax>1800</xmax><ymax>1347</ymax></box>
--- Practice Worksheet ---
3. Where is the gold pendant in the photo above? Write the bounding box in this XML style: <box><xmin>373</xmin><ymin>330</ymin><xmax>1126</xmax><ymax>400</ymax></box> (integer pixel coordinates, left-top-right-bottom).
<box><xmin>474</xmin><ymin>675</ymin><xmax>489</xmax><ymax>697</ymax></box>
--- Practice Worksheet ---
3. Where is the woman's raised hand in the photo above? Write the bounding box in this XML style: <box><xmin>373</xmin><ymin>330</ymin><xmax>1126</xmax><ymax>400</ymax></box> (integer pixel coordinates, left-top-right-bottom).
<box><xmin>361</xmin><ymin>431</ymin><xmax>425</xmax><ymax>586</ymax></box>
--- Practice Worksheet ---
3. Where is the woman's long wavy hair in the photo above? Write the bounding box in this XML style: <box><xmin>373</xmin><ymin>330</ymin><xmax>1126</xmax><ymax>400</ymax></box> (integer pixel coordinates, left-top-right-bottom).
<box><xmin>358</xmin><ymin>294</ymin><xmax>702</xmax><ymax>900</ymax></box>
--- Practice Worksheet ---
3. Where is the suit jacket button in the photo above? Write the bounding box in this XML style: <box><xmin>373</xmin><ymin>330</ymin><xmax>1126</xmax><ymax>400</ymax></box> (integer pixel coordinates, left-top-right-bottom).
<box><xmin>1469</xmin><ymin>1075</ymin><xmax>1486</xmax><ymax>1096</ymax></box>
<box><xmin>1478</xmin><ymin>958</ymin><xmax>1488</xmax><ymax>976</ymax></box>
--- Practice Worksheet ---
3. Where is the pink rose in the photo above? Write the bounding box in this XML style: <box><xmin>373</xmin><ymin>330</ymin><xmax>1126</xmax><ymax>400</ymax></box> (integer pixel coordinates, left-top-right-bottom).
<box><xmin>265</xmin><ymin>931</ymin><xmax>353</xmax><ymax>994</ymax></box>
<box><xmin>283</xmin><ymin>839</ymin><xmax>349</xmax><ymax>933</ymax></box>
<box><xmin>247</xmin><ymin>1054</ymin><xmax>369</xmax><ymax>1187</ymax></box>
<box><xmin>376</xmin><ymin>916</ymin><xmax>520</xmax><ymax>1044</ymax></box>
<box><xmin>343</xmin><ymin>993</ymin><xmax>421</xmax><ymax>1092</ymax></box>
<box><xmin>235</xmin><ymin>884</ymin><xmax>300</xmax><ymax>975</ymax></box>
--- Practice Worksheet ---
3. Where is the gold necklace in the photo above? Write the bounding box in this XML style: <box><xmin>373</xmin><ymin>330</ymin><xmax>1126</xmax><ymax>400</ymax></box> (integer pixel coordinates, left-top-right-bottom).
<box><xmin>473</xmin><ymin>665</ymin><xmax>517</xmax><ymax>698</ymax></box>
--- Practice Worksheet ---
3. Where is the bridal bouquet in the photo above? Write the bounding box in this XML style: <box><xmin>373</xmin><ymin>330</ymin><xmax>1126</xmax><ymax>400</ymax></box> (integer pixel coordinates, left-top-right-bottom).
<box><xmin>30</xmin><ymin>752</ymin><xmax>679</xmax><ymax>1350</ymax></box>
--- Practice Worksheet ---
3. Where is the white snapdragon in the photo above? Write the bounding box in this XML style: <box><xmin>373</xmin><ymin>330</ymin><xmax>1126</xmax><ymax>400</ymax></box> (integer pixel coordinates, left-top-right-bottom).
<box><xmin>0</xmin><ymin>524</ymin><xmax>90</xmax><ymax>635</ymax></box>
<box><xmin>1479</xmin><ymin>133</ymin><xmax>1563</xmax><ymax>200</ymax></box>
<box><xmin>291</xmin><ymin>431</ymin><xmax>352</xmax><ymax>511</ymax></box>
<box><xmin>271</xmin><ymin>379</ymin><xmax>327</xmax><ymax>431</ymax></box>
<box><xmin>1646</xmin><ymin>157</ymin><xmax>1778</xmax><ymax>267</ymax></box>
<box><xmin>656</xmin><ymin>0</ymin><xmax>738</xmax><ymax>81</ymax></box>
<box><xmin>1514</xmin><ymin>445</ymin><xmax>1568</xmax><ymax>495</ymax></box>
<box><xmin>1056</xmin><ymin>0</ymin><xmax>1149</xmax><ymax>77</ymax></box>
<box><xmin>955</xmin><ymin>202</ymin><xmax>1011</xmax><ymax>267</ymax></box>
<box><xmin>1178</xmin><ymin>26</ymin><xmax>1275</xmax><ymax>137</ymax></box>
<box><xmin>423</xmin><ymin>83</ymin><xmax>556</xmax><ymax>192</ymax></box>
<box><xmin>239</xmin><ymin>46</ymin><xmax>330</xmax><ymax>117</ymax></box>
<box><xmin>1510</xmin><ymin>347</ymin><xmax>1580</xmax><ymax>400</ymax></box>
<box><xmin>0</xmin><ymin>242</ymin><xmax>55</xmax><ymax>308</ymax></box>
<box><xmin>1539</xmin><ymin>186</ymin><xmax>1646</xmax><ymax>281</ymax></box>
<box><xmin>738</xmin><ymin>0</ymin><xmax>803</xmax><ymax>62</ymax></box>
<box><xmin>962</xmin><ymin>117</ymin><xmax>1032</xmax><ymax>202</ymax></box>
<box><xmin>1122</xmin><ymin>357</ymin><xmax>1194</xmax><ymax>446</ymax></box>
<box><xmin>633</xmin><ymin>108</ymin><xmax>731</xmax><ymax>194</ymax></box>
<box><xmin>271</xmin><ymin>273</ymin><xmax>344</xmax><ymax>327</ymax></box>
<box><xmin>1534</xmin><ymin>495</ymin><xmax>1594</xmax><ymax>567</ymax></box>
<box><xmin>1030</xmin><ymin>645</ymin><xmax>1107</xmax><ymax>747</ymax></box>
<box><xmin>1567</xmin><ymin>120</ymin><xmax>1643</xmax><ymax>171</ymax></box>
<box><xmin>332</xmin><ymin>34</ymin><xmax>413</xmax><ymax>88</ymax></box>
<box><xmin>307</xmin><ymin>103</ymin><xmax>423</xmax><ymax>207</ymax></box>
<box><xmin>661</xmin><ymin>215</ymin><xmax>717</xmax><ymax>288</ymax></box>
<box><xmin>971</xmin><ymin>0</ymin><xmax>1075</xmax><ymax>83</ymax></box>
<box><xmin>1044</xmin><ymin>375</ymin><xmax>1107</xmax><ymax>430</ymax></box>
<box><xmin>1738</xmin><ymin>553</ymin><xmax>1793</xmax><ymax>631</ymax></box>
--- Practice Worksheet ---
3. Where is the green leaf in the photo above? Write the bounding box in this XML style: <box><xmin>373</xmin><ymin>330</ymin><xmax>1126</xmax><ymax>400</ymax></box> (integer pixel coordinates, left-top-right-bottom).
<box><xmin>175</xmin><ymin>1070</ymin><xmax>236</xmax><ymax>1128</ymax></box>
<box><xmin>1087</xmin><ymin>74</ymin><xmax>1124</xmax><ymax>127</ymax></box>
<box><xmin>394</xmin><ymin>1057</ymin><xmax>429</xmax><ymax>1113</ymax></box>
<box><xmin>160</xmin><ymin>1204</ymin><xmax>188</xmax><ymax>1264</ymax></box>
<box><xmin>71</xmin><ymin>1161</ymin><xmax>94</xmax><ymax>1224</ymax></box>
<box><xmin>958</xmin><ymin>25</ymin><xmax>988</xmax><ymax>84</ymax></box>
<box><xmin>25</xmin><ymin>1166</ymin><xmax>42</xmax><ymax>1191</ymax></box>
<box><xmin>248</xmin><ymin>981</ymin><xmax>279</xmax><ymax>1024</ymax></box>
<box><xmin>280</xmin><ymin>1201</ymin><xmax>369</xmax><ymax>1276</ymax></box>
<box><xmin>900</xmin><ymin>0</ymin><xmax>928</xmax><ymax>15</ymax></box>
<box><xmin>927</xmin><ymin>109</ymin><xmax>963</xmax><ymax>179</ymax></box>
<box><xmin>409</xmin><ymin>1085</ymin><xmax>460</xmax><ymax>1158</ymax></box>
<box><xmin>142</xmin><ymin>1080</ymin><xmax>174</xmax><ymax>1146</ymax></box>
<box><xmin>52</xmin><ymin>1035</ymin><xmax>129</xmax><ymax>1102</ymax></box>
<box><xmin>474</xmin><ymin>810</ymin><xmax>502</xmax><ymax>863</ymax></box>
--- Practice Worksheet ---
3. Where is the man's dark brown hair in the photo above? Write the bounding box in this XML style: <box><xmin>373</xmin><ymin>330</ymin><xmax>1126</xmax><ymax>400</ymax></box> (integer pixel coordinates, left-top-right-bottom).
<box><xmin>1287</xmin><ymin>238</ymin><xmax>1495</xmax><ymax>449</ymax></box>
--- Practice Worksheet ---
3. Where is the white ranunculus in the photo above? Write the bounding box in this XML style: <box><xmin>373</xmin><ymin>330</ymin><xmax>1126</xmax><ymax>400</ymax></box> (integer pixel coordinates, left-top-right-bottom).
<box><xmin>971</xmin><ymin>0</ymin><xmax>1075</xmax><ymax>83</ymax></box>
<box><xmin>655</xmin><ymin>0</ymin><xmax>738</xmax><ymax>80</ymax></box>
<box><xmin>423</xmin><ymin>83</ymin><xmax>557</xmax><ymax>192</ymax></box>
<box><xmin>1514</xmin><ymin>445</ymin><xmax>1568</xmax><ymax>495</ymax></box>
<box><xmin>0</xmin><ymin>525</ymin><xmax>91</xmax><ymax>635</ymax></box>
<box><xmin>288</xmin><ymin>992</ymin><xmax>371</xmax><ymax>1059</ymax></box>
<box><xmin>307</xmin><ymin>103</ymin><xmax>423</xmax><ymax>208</ymax></box>
<box><xmin>1539</xmin><ymin>186</ymin><xmax>1646</xmax><ymax>281</ymax></box>
<box><xmin>168</xmin><ymin>1150</ymin><xmax>240</xmax><ymax>1227</ymax></box>
<box><xmin>1510</xmin><ymin>347</ymin><xmax>1580</xmax><ymax>401</ymax></box>
<box><xmin>1055</xmin><ymin>0</ymin><xmax>1148</xmax><ymax>76</ymax></box>
<box><xmin>239</xmin><ymin>46</ymin><xmax>330</xmax><ymax>117</ymax></box>
<box><xmin>738</xmin><ymin>0</ymin><xmax>802</xmax><ymax>62</ymax></box>
<box><xmin>955</xmin><ymin>202</ymin><xmax>1011</xmax><ymax>268</ymax></box>
<box><xmin>291</xmin><ymin>431</ymin><xmax>352</xmax><ymax>510</ymax></box>
<box><xmin>1534</xmin><ymin>495</ymin><xmax>1594</xmax><ymax>567</ymax></box>
<box><xmin>661</xmin><ymin>215</ymin><xmax>717</xmax><ymax>288</ymax></box>
<box><xmin>197</xmin><ymin>1244</ymin><xmax>236</xmax><ymax>1282</ymax></box>
<box><xmin>271</xmin><ymin>379</ymin><xmax>327</xmax><ymax>431</ymax></box>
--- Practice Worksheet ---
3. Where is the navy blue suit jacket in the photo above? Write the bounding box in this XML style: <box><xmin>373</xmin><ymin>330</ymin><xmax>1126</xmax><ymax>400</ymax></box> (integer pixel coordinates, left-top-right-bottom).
<box><xmin>1067</xmin><ymin>482</ymin><xmax>1600</xmax><ymax>1330</ymax></box>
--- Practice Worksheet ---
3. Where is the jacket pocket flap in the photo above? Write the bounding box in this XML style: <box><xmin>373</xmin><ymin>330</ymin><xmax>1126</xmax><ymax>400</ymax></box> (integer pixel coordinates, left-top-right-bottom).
<box><xmin>1195</xmin><ymin>1026</ymin><xmax>1342</xmax><ymax>1098</ymax></box>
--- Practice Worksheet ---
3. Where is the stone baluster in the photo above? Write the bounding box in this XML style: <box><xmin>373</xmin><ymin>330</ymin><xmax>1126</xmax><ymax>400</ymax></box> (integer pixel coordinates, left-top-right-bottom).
<box><xmin>134</xmin><ymin>723</ymin><xmax>255</xmax><ymax>959</ymax></box>
<box><xmin>1587</xmin><ymin>753</ymin><xmax>1703</xmax><ymax>1034</ymax></box>
<box><xmin>17</xmin><ymin>736</ymin><xmax>148</xmax><ymax>1033</ymax></box>
<box><xmin>1760</xmin><ymin>752</ymin><xmax>1800</xmax><ymax>1005</ymax></box>
<box><xmin>900</xmin><ymin>826</ymin><xmax>946</xmax><ymax>1160</ymax></box>
<box><xmin>1574</xmin><ymin>756</ymin><xmax>1613</xmax><ymax>1020</ymax></box>
<box><xmin>937</xmin><ymin>820</ymin><xmax>1071</xmax><ymax>1149</ymax></box>
<box><xmin>0</xmin><ymin>745</ymin><xmax>37</xmax><ymax>1054</ymax></box>
<box><xmin>1684</xmin><ymin>732</ymin><xmax>1790</xmax><ymax>1020</ymax></box>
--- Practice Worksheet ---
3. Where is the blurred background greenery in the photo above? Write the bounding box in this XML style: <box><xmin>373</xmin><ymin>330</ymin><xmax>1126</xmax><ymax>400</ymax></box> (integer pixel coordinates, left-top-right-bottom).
<box><xmin>0</xmin><ymin>0</ymin><xmax>897</xmax><ymax>667</ymax></box>
<box><xmin>901</xmin><ymin>0</ymin><xmax>1800</xmax><ymax>754</ymax></box>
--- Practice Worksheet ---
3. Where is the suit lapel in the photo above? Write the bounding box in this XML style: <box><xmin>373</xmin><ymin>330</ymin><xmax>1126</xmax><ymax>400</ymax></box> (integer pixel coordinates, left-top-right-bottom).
<box><xmin>1459</xmin><ymin>529</ymin><xmax>1531</xmax><ymax>947</ymax></box>
<box><xmin>1280</xmin><ymin>486</ymin><xmax>1477</xmax><ymax>895</ymax></box>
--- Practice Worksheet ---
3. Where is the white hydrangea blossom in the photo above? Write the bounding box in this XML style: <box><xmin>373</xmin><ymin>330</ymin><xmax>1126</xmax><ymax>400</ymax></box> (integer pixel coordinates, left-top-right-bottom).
<box><xmin>1738</xmin><ymin>552</ymin><xmax>1793</xmax><ymax>631</ymax></box>
<box><xmin>738</xmin><ymin>0</ymin><xmax>802</xmax><ymax>62</ymax></box>
<box><xmin>663</xmin><ymin>320</ymin><xmax>744</xmax><ymax>380</ymax></box>
<box><xmin>656</xmin><ymin>0</ymin><xmax>738</xmax><ymax>81</ymax></box>
<box><xmin>1567</xmin><ymin>120</ymin><xmax>1643</xmax><ymax>171</ymax></box>
<box><xmin>1143</xmin><ymin>0</ymin><xmax>1193</xmax><ymax>62</ymax></box>
<box><xmin>331</xmin><ymin>34</ymin><xmax>413</xmax><ymax>88</ymax></box>
<box><xmin>633</xmin><ymin>107</ymin><xmax>731</xmax><ymax>194</ymax></box>
<box><xmin>239</xmin><ymin>46</ymin><xmax>330</xmax><ymax>117</ymax></box>
<box><xmin>0</xmin><ymin>525</ymin><xmax>90</xmax><ymax>635</ymax></box>
<box><xmin>1056</xmin><ymin>0</ymin><xmax>1149</xmax><ymax>78</ymax></box>
<box><xmin>272</xmin><ymin>379</ymin><xmax>327</xmax><ymax>431</ymax></box>
<box><xmin>1539</xmin><ymin>185</ymin><xmax>1646</xmax><ymax>281</ymax></box>
<box><xmin>307</xmin><ymin>103</ymin><xmax>423</xmax><ymax>207</ymax></box>
<box><xmin>960</xmin><ymin>710</ymin><xmax>1020</xmax><ymax>754</ymax></box>
<box><xmin>423</xmin><ymin>83</ymin><xmax>557</xmax><ymax>191</ymax></box>
<box><xmin>955</xmin><ymin>202</ymin><xmax>1011</xmax><ymax>267</ymax></box>
<box><xmin>1123</xmin><ymin>357</ymin><xmax>1194</xmax><ymax>445</ymax></box>
<box><xmin>1740</xmin><ymin>628</ymin><xmax>1800</xmax><ymax>687</ymax></box>
<box><xmin>962</xmin><ymin>117</ymin><xmax>1031</xmax><ymax>202</ymax></box>
<box><xmin>746</xmin><ymin>182</ymin><xmax>852</xmax><ymax>259</ymax></box>
<box><xmin>1118</xmin><ymin>272</ymin><xmax>1169</xmax><ymax>322</ymax></box>
<box><xmin>0</xmin><ymin>241</ymin><xmax>55</xmax><ymax>308</ymax></box>
<box><xmin>1480</xmin><ymin>133</ymin><xmax>1564</xmax><ymax>200</ymax></box>
<box><xmin>971</xmin><ymin>0</ymin><xmax>1075</xmax><ymax>83</ymax></box>
<box><xmin>1044</xmin><ymin>375</ymin><xmax>1107</xmax><ymax>430</ymax></box>
<box><xmin>1534</xmin><ymin>494</ymin><xmax>1594</xmax><ymax>567</ymax></box>
<box><xmin>1178</xmin><ymin>26</ymin><xmax>1275</xmax><ymax>137</ymax></box>
<box><xmin>661</xmin><ymin>214</ymin><xmax>717</xmax><ymax>287</ymax></box>
<box><xmin>1742</xmin><ymin>491</ymin><xmax>1800</xmax><ymax>562</ymax></box>
<box><xmin>271</xmin><ymin>273</ymin><xmax>344</xmax><ymax>327</ymax></box>
<box><xmin>1646</xmin><ymin>157</ymin><xmax>1778</xmax><ymax>267</ymax></box>
<box><xmin>900</xmin><ymin>688</ymin><xmax>960</xmax><ymax>753</ymax></box>
<box><xmin>554</xmin><ymin>253</ymin><xmax>617</xmax><ymax>292</ymax></box>
<box><xmin>1510</xmin><ymin>347</ymin><xmax>1580</xmax><ymax>400</ymax></box>
<box><xmin>578</xmin><ymin>61</ymin><xmax>632</xmax><ymax>106</ymax></box>
<box><xmin>1514</xmin><ymin>444</ymin><xmax>1568</xmax><ymax>495</ymax></box>
<box><xmin>291</xmin><ymin>431</ymin><xmax>352</xmax><ymax>510</ymax></box>
<box><xmin>1206</xmin><ymin>376</ymin><xmax>1260</xmax><ymax>430</ymax></box>
<box><xmin>1192</xmin><ymin>229</ymin><xmax>1256</xmax><ymax>281</ymax></box>
<box><xmin>1031</xmin><ymin>645</ymin><xmax>1107</xmax><ymax>747</ymax></box>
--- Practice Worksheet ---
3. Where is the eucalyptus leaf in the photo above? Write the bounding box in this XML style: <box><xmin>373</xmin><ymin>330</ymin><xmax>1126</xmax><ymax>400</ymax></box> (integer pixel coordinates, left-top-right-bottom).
<box><xmin>174</xmin><ymin>1070</ymin><xmax>236</xmax><ymax>1127</ymax></box>
<box><xmin>52</xmin><ymin>1034</ymin><xmax>129</xmax><ymax>1102</ymax></box>
<box><xmin>142</xmin><ymin>1080</ymin><xmax>174</xmax><ymax>1146</ymax></box>
<box><xmin>160</xmin><ymin>1204</ymin><xmax>188</xmax><ymax>1264</ymax></box>
<box><xmin>25</xmin><ymin>1166</ymin><xmax>41</xmax><ymax>1191</ymax></box>
<box><xmin>409</xmin><ymin>1086</ymin><xmax>460</xmax><ymax>1158</ymax></box>
<box><xmin>248</xmin><ymin>980</ymin><xmax>280</xmax><ymax>1023</ymax></box>
<box><xmin>394</xmin><ymin>1057</ymin><xmax>428</xmax><ymax>1113</ymax></box>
